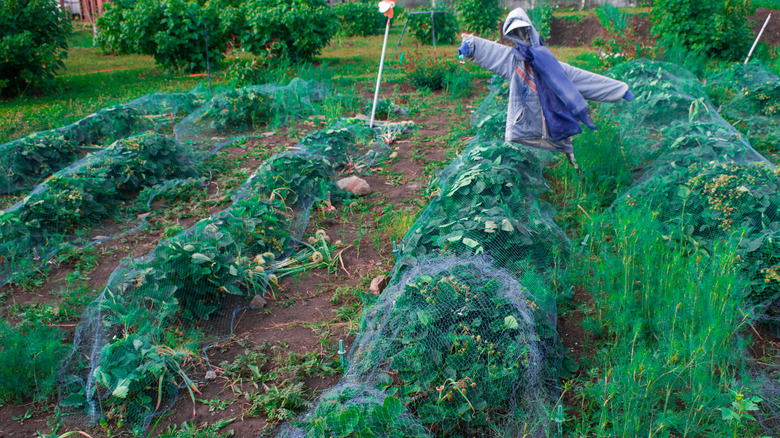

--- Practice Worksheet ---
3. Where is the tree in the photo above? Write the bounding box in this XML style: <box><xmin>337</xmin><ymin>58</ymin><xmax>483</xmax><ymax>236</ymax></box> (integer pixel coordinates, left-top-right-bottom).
<box><xmin>650</xmin><ymin>0</ymin><xmax>755</xmax><ymax>61</ymax></box>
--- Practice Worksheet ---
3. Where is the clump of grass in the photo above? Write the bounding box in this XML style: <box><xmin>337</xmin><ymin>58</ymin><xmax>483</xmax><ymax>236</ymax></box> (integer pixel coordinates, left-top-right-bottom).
<box><xmin>560</xmin><ymin>200</ymin><xmax>763</xmax><ymax>437</ymax></box>
<box><xmin>0</xmin><ymin>321</ymin><xmax>68</xmax><ymax>403</ymax></box>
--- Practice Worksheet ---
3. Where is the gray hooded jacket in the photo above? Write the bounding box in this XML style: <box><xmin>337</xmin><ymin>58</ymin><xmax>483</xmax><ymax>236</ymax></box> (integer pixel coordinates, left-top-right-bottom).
<box><xmin>462</xmin><ymin>8</ymin><xmax>628</xmax><ymax>153</ymax></box>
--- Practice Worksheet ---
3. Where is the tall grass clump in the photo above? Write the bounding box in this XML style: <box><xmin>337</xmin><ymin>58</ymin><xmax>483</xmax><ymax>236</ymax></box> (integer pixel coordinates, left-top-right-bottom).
<box><xmin>0</xmin><ymin>321</ymin><xmax>68</xmax><ymax>402</ymax></box>
<box><xmin>544</xmin><ymin>114</ymin><xmax>633</xmax><ymax>232</ymax></box>
<box><xmin>563</xmin><ymin>203</ymin><xmax>763</xmax><ymax>437</ymax></box>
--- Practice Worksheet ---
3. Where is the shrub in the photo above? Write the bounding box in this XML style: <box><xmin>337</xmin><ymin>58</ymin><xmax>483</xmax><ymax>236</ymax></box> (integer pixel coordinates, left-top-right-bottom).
<box><xmin>97</xmin><ymin>0</ymin><xmax>227</xmax><ymax>72</ymax></box>
<box><xmin>527</xmin><ymin>1</ymin><xmax>553</xmax><ymax>41</ymax></box>
<box><xmin>0</xmin><ymin>321</ymin><xmax>67</xmax><ymax>402</ymax></box>
<box><xmin>333</xmin><ymin>0</ymin><xmax>386</xmax><ymax>37</ymax></box>
<box><xmin>406</xmin><ymin>7</ymin><xmax>459</xmax><ymax>46</ymax></box>
<box><xmin>240</xmin><ymin>0</ymin><xmax>337</xmax><ymax>62</ymax></box>
<box><xmin>455</xmin><ymin>0</ymin><xmax>502</xmax><ymax>37</ymax></box>
<box><xmin>96</xmin><ymin>0</ymin><xmax>335</xmax><ymax>72</ymax></box>
<box><xmin>650</xmin><ymin>0</ymin><xmax>755</xmax><ymax>61</ymax></box>
<box><xmin>405</xmin><ymin>55</ymin><xmax>458</xmax><ymax>91</ymax></box>
<box><xmin>0</xmin><ymin>0</ymin><xmax>72</xmax><ymax>95</ymax></box>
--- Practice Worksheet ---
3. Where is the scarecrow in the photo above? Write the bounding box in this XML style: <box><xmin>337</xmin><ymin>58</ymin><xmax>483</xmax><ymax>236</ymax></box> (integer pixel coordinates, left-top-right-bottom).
<box><xmin>458</xmin><ymin>8</ymin><xmax>634</xmax><ymax>171</ymax></box>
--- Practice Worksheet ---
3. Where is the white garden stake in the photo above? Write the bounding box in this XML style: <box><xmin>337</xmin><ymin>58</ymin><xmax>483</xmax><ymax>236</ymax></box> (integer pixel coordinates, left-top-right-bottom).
<box><xmin>370</xmin><ymin>1</ymin><xmax>395</xmax><ymax>128</ymax></box>
<box><xmin>746</xmin><ymin>13</ymin><xmax>772</xmax><ymax>64</ymax></box>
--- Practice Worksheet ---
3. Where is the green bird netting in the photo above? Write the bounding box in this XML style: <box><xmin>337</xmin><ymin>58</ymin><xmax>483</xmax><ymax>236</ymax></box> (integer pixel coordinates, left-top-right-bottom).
<box><xmin>278</xmin><ymin>71</ymin><xmax>565</xmax><ymax>438</ymax></box>
<box><xmin>9</xmin><ymin>51</ymin><xmax>780</xmax><ymax>436</ymax></box>
<box><xmin>595</xmin><ymin>58</ymin><xmax>780</xmax><ymax>435</ymax></box>
<box><xmin>51</xmin><ymin>80</ymin><xmax>413</xmax><ymax>432</ymax></box>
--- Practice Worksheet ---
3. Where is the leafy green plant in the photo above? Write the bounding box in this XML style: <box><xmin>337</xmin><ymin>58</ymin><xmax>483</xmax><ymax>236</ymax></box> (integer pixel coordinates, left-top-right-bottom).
<box><xmin>455</xmin><ymin>0</ymin><xmax>502</xmax><ymax>37</ymax></box>
<box><xmin>405</xmin><ymin>54</ymin><xmax>459</xmax><ymax>92</ymax></box>
<box><xmin>136</xmin><ymin>196</ymin><xmax>293</xmax><ymax>321</ymax></box>
<box><xmin>246</xmin><ymin>381</ymin><xmax>310</xmax><ymax>423</ymax></box>
<box><xmin>0</xmin><ymin>321</ymin><xmax>67</xmax><ymax>402</ymax></box>
<box><xmin>527</xmin><ymin>1</ymin><xmax>553</xmax><ymax>41</ymax></box>
<box><xmin>240</xmin><ymin>0</ymin><xmax>338</xmax><ymax>62</ymax></box>
<box><xmin>0</xmin><ymin>0</ymin><xmax>71</xmax><ymax>95</ymax></box>
<box><xmin>360</xmin><ymin>268</ymin><xmax>554</xmax><ymax>436</ymax></box>
<box><xmin>302</xmin><ymin>386</ymin><xmax>430</xmax><ymax>438</ymax></box>
<box><xmin>197</xmin><ymin>88</ymin><xmax>273</xmax><ymax>131</ymax></box>
<box><xmin>97</xmin><ymin>0</ymin><xmax>227</xmax><ymax>72</ymax></box>
<box><xmin>719</xmin><ymin>391</ymin><xmax>762</xmax><ymax>438</ymax></box>
<box><xmin>406</xmin><ymin>8</ymin><xmax>459</xmax><ymax>46</ymax></box>
<box><xmin>333</xmin><ymin>0</ymin><xmax>386</xmax><ymax>37</ymax></box>
<box><xmin>650</xmin><ymin>0</ymin><xmax>755</xmax><ymax>61</ymax></box>
<box><xmin>594</xmin><ymin>3</ymin><xmax>628</xmax><ymax>33</ymax></box>
<box><xmin>155</xmin><ymin>419</ymin><xmax>234</xmax><ymax>438</ymax></box>
<box><xmin>592</xmin><ymin>4</ymin><xmax>657</xmax><ymax>68</ymax></box>
<box><xmin>0</xmin><ymin>103</ymin><xmax>156</xmax><ymax>193</ymax></box>
<box><xmin>396</xmin><ymin>141</ymin><xmax>568</xmax><ymax>273</ymax></box>
<box><xmin>223</xmin><ymin>41</ymin><xmax>292</xmax><ymax>87</ymax></box>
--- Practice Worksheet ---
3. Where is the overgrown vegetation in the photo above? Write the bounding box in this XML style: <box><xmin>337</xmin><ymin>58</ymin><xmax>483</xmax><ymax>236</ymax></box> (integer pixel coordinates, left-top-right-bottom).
<box><xmin>97</xmin><ymin>0</ymin><xmax>337</xmax><ymax>72</ymax></box>
<box><xmin>0</xmin><ymin>0</ymin><xmax>72</xmax><ymax>95</ymax></box>
<box><xmin>405</xmin><ymin>7</ymin><xmax>459</xmax><ymax>46</ymax></box>
<box><xmin>650</xmin><ymin>0</ymin><xmax>755</xmax><ymax>60</ymax></box>
<box><xmin>455</xmin><ymin>0</ymin><xmax>502</xmax><ymax>37</ymax></box>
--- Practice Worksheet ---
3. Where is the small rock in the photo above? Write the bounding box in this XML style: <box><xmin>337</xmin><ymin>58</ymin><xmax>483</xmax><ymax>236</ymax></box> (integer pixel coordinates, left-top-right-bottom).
<box><xmin>405</xmin><ymin>182</ymin><xmax>420</xmax><ymax>191</ymax></box>
<box><xmin>337</xmin><ymin>176</ymin><xmax>371</xmax><ymax>196</ymax></box>
<box><xmin>389</xmin><ymin>151</ymin><xmax>398</xmax><ymax>159</ymax></box>
<box><xmin>205</xmin><ymin>370</ymin><xmax>217</xmax><ymax>380</ymax></box>
<box><xmin>369</xmin><ymin>275</ymin><xmax>389</xmax><ymax>295</ymax></box>
<box><xmin>249</xmin><ymin>295</ymin><xmax>267</xmax><ymax>309</ymax></box>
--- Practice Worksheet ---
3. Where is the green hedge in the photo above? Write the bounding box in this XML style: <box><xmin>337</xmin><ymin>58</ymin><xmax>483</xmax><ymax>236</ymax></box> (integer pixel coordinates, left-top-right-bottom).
<box><xmin>0</xmin><ymin>0</ymin><xmax>71</xmax><ymax>95</ymax></box>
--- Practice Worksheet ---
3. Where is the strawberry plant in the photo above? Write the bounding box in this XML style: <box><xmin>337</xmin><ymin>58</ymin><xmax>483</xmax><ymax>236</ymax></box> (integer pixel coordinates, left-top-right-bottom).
<box><xmin>355</xmin><ymin>264</ymin><xmax>557</xmax><ymax>436</ymax></box>
<box><xmin>0</xmin><ymin>105</ymin><xmax>157</xmax><ymax>193</ymax></box>
<box><xmin>297</xmin><ymin>119</ymin><xmax>379</xmax><ymax>168</ymax></box>
<box><xmin>301</xmin><ymin>385</ymin><xmax>430</xmax><ymax>438</ymax></box>
<box><xmin>135</xmin><ymin>196</ymin><xmax>293</xmax><ymax>321</ymax></box>
<box><xmin>396</xmin><ymin>141</ymin><xmax>567</xmax><ymax>273</ymax></box>
<box><xmin>197</xmin><ymin>88</ymin><xmax>273</xmax><ymax>131</ymax></box>
<box><xmin>241</xmin><ymin>151</ymin><xmax>337</xmax><ymax>207</ymax></box>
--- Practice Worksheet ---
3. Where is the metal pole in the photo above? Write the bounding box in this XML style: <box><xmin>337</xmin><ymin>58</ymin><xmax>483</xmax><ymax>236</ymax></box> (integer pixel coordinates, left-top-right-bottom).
<box><xmin>204</xmin><ymin>24</ymin><xmax>212</xmax><ymax>92</ymax></box>
<box><xmin>745</xmin><ymin>13</ymin><xmax>772</xmax><ymax>64</ymax></box>
<box><xmin>370</xmin><ymin>17</ymin><xmax>391</xmax><ymax>128</ymax></box>
<box><xmin>431</xmin><ymin>11</ymin><xmax>436</xmax><ymax>47</ymax></box>
<box><xmin>397</xmin><ymin>18</ymin><xmax>409</xmax><ymax>47</ymax></box>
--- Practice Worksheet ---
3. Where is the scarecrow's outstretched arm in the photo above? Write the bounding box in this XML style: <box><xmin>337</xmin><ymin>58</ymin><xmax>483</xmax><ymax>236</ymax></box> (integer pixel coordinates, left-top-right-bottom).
<box><xmin>559</xmin><ymin>61</ymin><xmax>629</xmax><ymax>102</ymax></box>
<box><xmin>460</xmin><ymin>35</ymin><xmax>515</xmax><ymax>79</ymax></box>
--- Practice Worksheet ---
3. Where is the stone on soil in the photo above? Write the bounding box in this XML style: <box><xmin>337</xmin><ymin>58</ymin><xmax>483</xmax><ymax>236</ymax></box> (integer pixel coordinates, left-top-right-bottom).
<box><xmin>337</xmin><ymin>176</ymin><xmax>371</xmax><ymax>195</ymax></box>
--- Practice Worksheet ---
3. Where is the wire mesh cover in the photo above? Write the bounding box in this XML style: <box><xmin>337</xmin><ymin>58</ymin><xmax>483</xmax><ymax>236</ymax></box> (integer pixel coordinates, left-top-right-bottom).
<box><xmin>0</xmin><ymin>132</ymin><xmax>198</xmax><ymax>288</ymax></box>
<box><xmin>276</xmin><ymin>61</ymin><xmax>564</xmax><ymax>436</ymax></box>
<box><xmin>280</xmin><ymin>256</ymin><xmax>560</xmax><ymax>438</ymax></box>
<box><xmin>53</xmin><ymin>94</ymin><xmax>413</xmax><ymax>432</ymax></box>
<box><xmin>0</xmin><ymin>87</ymin><xmax>208</xmax><ymax>194</ymax></box>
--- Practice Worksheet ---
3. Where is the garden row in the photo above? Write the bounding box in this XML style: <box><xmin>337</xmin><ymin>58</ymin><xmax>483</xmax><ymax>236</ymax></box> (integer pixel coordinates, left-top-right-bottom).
<box><xmin>276</xmin><ymin>74</ymin><xmax>569</xmax><ymax>436</ymax></box>
<box><xmin>50</xmin><ymin>81</ymin><xmax>415</xmax><ymax>434</ymax></box>
<box><xmin>556</xmin><ymin>59</ymin><xmax>780</xmax><ymax>435</ymax></box>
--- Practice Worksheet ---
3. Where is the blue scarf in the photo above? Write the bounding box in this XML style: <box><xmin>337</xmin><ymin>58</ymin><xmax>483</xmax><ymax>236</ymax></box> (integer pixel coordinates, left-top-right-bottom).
<box><xmin>513</xmin><ymin>44</ymin><xmax>596</xmax><ymax>142</ymax></box>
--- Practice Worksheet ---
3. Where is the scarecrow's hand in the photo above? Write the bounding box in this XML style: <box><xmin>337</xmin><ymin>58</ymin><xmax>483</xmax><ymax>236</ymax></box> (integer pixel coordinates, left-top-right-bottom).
<box><xmin>458</xmin><ymin>41</ymin><xmax>470</xmax><ymax>58</ymax></box>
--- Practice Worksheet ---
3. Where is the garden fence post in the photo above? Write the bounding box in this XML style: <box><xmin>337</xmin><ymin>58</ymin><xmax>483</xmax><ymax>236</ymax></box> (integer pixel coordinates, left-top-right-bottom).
<box><xmin>431</xmin><ymin>11</ymin><xmax>436</xmax><ymax>47</ymax></box>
